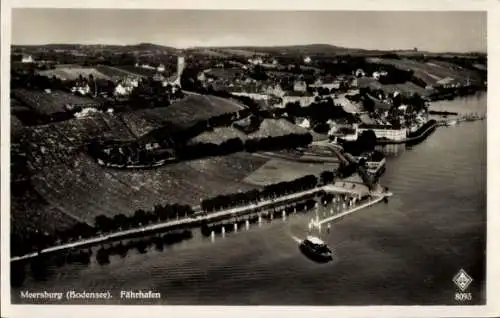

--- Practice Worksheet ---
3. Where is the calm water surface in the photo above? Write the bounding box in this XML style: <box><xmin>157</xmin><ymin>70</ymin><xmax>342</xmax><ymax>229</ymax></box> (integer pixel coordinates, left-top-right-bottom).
<box><xmin>12</xmin><ymin>93</ymin><xmax>487</xmax><ymax>305</ymax></box>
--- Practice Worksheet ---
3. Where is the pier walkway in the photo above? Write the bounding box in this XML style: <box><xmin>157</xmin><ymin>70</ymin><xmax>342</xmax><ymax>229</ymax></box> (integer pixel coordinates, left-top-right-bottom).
<box><xmin>11</xmin><ymin>182</ymin><xmax>384</xmax><ymax>262</ymax></box>
<box><xmin>312</xmin><ymin>192</ymin><xmax>393</xmax><ymax>229</ymax></box>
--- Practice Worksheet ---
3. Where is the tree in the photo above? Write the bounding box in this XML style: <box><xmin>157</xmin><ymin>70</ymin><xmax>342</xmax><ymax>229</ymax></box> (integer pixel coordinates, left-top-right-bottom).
<box><xmin>357</xmin><ymin>130</ymin><xmax>377</xmax><ymax>152</ymax></box>
<box><xmin>320</xmin><ymin>171</ymin><xmax>335</xmax><ymax>185</ymax></box>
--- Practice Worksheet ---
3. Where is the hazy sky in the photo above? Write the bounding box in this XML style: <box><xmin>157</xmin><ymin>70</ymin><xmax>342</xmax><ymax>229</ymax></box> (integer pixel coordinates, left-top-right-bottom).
<box><xmin>12</xmin><ymin>9</ymin><xmax>487</xmax><ymax>52</ymax></box>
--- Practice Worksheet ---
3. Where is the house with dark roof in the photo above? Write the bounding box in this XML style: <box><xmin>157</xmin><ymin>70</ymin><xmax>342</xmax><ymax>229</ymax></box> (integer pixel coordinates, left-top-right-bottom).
<box><xmin>293</xmin><ymin>80</ymin><xmax>308</xmax><ymax>92</ymax></box>
<box><xmin>281</xmin><ymin>91</ymin><xmax>315</xmax><ymax>108</ymax></box>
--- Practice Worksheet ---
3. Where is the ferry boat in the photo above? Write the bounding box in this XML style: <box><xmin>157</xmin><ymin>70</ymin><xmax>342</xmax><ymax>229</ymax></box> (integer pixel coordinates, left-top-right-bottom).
<box><xmin>299</xmin><ymin>236</ymin><xmax>333</xmax><ymax>262</ymax></box>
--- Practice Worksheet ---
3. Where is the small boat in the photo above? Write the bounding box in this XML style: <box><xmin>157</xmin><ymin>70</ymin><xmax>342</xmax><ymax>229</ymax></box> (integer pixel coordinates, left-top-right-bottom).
<box><xmin>299</xmin><ymin>236</ymin><xmax>333</xmax><ymax>262</ymax></box>
<box><xmin>446</xmin><ymin>120</ymin><xmax>457</xmax><ymax>126</ymax></box>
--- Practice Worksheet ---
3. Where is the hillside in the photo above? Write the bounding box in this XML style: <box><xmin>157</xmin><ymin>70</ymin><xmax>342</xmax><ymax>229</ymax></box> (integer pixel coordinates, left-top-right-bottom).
<box><xmin>189</xmin><ymin>118</ymin><xmax>308</xmax><ymax>145</ymax></box>
<box><xmin>131</xmin><ymin>94</ymin><xmax>246</xmax><ymax>137</ymax></box>
<box><xmin>12</xmin><ymin>94</ymin><xmax>250</xmax><ymax>175</ymax></box>
<box><xmin>12</xmin><ymin>43</ymin><xmax>180</xmax><ymax>54</ymax></box>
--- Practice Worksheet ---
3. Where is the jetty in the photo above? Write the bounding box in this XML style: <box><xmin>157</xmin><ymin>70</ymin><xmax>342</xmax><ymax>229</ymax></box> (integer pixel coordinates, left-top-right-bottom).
<box><xmin>10</xmin><ymin>182</ymin><xmax>391</xmax><ymax>263</ymax></box>
<box><xmin>312</xmin><ymin>192</ymin><xmax>393</xmax><ymax>229</ymax></box>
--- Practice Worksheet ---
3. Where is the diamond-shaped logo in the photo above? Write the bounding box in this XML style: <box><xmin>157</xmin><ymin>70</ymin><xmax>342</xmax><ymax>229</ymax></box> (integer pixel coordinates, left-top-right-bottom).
<box><xmin>453</xmin><ymin>269</ymin><xmax>473</xmax><ymax>292</ymax></box>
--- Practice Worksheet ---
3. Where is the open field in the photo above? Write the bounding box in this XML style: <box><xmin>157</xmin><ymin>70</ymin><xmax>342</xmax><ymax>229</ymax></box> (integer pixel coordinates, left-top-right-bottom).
<box><xmin>94</xmin><ymin>65</ymin><xmax>142</xmax><ymax>79</ymax></box>
<box><xmin>366</xmin><ymin>58</ymin><xmax>483</xmax><ymax>86</ymax></box>
<box><xmin>206</xmin><ymin>68</ymin><xmax>243</xmax><ymax>80</ymax></box>
<box><xmin>217</xmin><ymin>48</ymin><xmax>268</xmax><ymax>57</ymax></box>
<box><xmin>12</xmin><ymin>89</ymin><xmax>101</xmax><ymax>115</ymax></box>
<box><xmin>244</xmin><ymin>158</ymin><xmax>339</xmax><ymax>186</ymax></box>
<box><xmin>38</xmin><ymin>67</ymin><xmax>111</xmax><ymax>81</ymax></box>
<box><xmin>27</xmin><ymin>152</ymin><xmax>269</xmax><ymax>223</ymax></box>
<box><xmin>191</xmin><ymin>48</ymin><xmax>230</xmax><ymax>57</ymax></box>
<box><xmin>114</xmin><ymin>65</ymin><xmax>165</xmax><ymax>77</ymax></box>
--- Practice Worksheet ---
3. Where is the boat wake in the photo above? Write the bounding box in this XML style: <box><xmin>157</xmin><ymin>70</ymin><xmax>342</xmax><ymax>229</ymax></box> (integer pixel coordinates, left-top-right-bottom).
<box><xmin>290</xmin><ymin>234</ymin><xmax>303</xmax><ymax>244</ymax></box>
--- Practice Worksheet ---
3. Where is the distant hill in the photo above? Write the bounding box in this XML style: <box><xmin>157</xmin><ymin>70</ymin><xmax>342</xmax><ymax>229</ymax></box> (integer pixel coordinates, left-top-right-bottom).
<box><xmin>12</xmin><ymin>43</ymin><xmax>485</xmax><ymax>58</ymax></box>
<box><xmin>12</xmin><ymin>43</ymin><xmax>181</xmax><ymax>54</ymax></box>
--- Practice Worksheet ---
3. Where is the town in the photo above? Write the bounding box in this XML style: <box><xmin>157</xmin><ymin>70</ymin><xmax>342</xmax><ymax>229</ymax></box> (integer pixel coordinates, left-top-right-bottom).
<box><xmin>9</xmin><ymin>40</ymin><xmax>487</xmax><ymax>305</ymax></box>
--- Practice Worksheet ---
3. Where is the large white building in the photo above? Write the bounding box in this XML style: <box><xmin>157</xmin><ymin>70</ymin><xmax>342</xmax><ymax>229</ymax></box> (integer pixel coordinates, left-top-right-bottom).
<box><xmin>280</xmin><ymin>92</ymin><xmax>315</xmax><ymax>108</ymax></box>
<box><xmin>21</xmin><ymin>55</ymin><xmax>34</xmax><ymax>63</ymax></box>
<box><xmin>357</xmin><ymin>124</ymin><xmax>408</xmax><ymax>141</ymax></box>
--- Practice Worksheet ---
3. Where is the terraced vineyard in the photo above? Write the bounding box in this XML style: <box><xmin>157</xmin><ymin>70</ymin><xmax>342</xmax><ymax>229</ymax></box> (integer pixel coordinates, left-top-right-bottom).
<box><xmin>119</xmin><ymin>111</ymin><xmax>163</xmax><ymax>138</ymax></box>
<box><xmin>11</xmin><ymin>115</ymin><xmax>25</xmax><ymax>137</ymax></box>
<box><xmin>133</xmin><ymin>95</ymin><xmax>245</xmax><ymax>129</ymax></box>
<box><xmin>29</xmin><ymin>152</ymin><xmax>269</xmax><ymax>223</ymax></box>
<box><xmin>17</xmin><ymin>114</ymin><xmax>138</xmax><ymax>172</ymax></box>
<box><xmin>11</xmin><ymin>91</ymin><xmax>313</xmax><ymax>248</ymax></box>
<box><xmin>11</xmin><ymin>184</ymin><xmax>80</xmax><ymax>242</ymax></box>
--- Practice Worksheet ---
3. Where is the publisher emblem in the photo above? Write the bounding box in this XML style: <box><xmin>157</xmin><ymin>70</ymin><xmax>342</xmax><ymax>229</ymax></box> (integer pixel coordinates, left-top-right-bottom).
<box><xmin>453</xmin><ymin>269</ymin><xmax>472</xmax><ymax>292</ymax></box>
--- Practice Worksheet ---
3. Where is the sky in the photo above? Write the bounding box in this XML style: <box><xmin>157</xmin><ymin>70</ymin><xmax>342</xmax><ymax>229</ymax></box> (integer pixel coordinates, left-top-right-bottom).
<box><xmin>11</xmin><ymin>9</ymin><xmax>487</xmax><ymax>52</ymax></box>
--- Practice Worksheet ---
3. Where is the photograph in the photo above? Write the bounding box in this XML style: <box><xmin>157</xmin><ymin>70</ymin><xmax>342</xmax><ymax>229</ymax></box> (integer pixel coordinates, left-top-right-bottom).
<box><xmin>2</xmin><ymin>5</ymin><xmax>493</xmax><ymax>313</ymax></box>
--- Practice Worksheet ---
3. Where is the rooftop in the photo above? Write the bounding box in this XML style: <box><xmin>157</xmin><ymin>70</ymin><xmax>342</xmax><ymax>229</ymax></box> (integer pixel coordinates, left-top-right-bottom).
<box><xmin>306</xmin><ymin>236</ymin><xmax>326</xmax><ymax>245</ymax></box>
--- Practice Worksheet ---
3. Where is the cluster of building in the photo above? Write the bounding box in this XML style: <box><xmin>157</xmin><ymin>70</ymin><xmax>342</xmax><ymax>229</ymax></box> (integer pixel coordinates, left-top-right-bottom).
<box><xmin>69</xmin><ymin>56</ymin><xmax>186</xmax><ymax>98</ymax></box>
<box><xmin>197</xmin><ymin>64</ymin><xmax>358</xmax><ymax>108</ymax></box>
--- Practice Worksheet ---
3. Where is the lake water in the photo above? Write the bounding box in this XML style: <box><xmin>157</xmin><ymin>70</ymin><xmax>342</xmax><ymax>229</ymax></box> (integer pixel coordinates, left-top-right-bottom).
<box><xmin>12</xmin><ymin>93</ymin><xmax>487</xmax><ymax>305</ymax></box>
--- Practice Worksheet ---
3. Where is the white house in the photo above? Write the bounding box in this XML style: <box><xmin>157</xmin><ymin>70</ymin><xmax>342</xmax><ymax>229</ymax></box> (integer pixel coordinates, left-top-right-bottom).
<box><xmin>264</xmin><ymin>83</ymin><xmax>286</xmax><ymax>97</ymax></box>
<box><xmin>248</xmin><ymin>57</ymin><xmax>263</xmax><ymax>65</ymax></box>
<box><xmin>297</xmin><ymin>118</ymin><xmax>311</xmax><ymax>129</ymax></box>
<box><xmin>281</xmin><ymin>92</ymin><xmax>315</xmax><ymax>108</ymax></box>
<box><xmin>436</xmin><ymin>77</ymin><xmax>456</xmax><ymax>88</ymax></box>
<box><xmin>71</xmin><ymin>83</ymin><xmax>91</xmax><ymax>96</ymax></box>
<box><xmin>230</xmin><ymin>92</ymin><xmax>270</xmax><ymax>101</ymax></box>
<box><xmin>114</xmin><ymin>83</ymin><xmax>129</xmax><ymax>96</ymax></box>
<box><xmin>293</xmin><ymin>80</ymin><xmax>308</xmax><ymax>92</ymax></box>
<box><xmin>309</xmin><ymin>80</ymin><xmax>341</xmax><ymax>91</ymax></box>
<box><xmin>304</xmin><ymin>56</ymin><xmax>312</xmax><ymax>64</ymax></box>
<box><xmin>329</xmin><ymin>126</ymin><xmax>358</xmax><ymax>141</ymax></box>
<box><xmin>372</xmin><ymin>72</ymin><xmax>381</xmax><ymax>80</ymax></box>
<box><xmin>355</xmin><ymin>69</ymin><xmax>366</xmax><ymax>77</ymax></box>
<box><xmin>74</xmin><ymin>107</ymin><xmax>100</xmax><ymax>119</ymax></box>
<box><xmin>157</xmin><ymin>64</ymin><xmax>166</xmax><ymax>72</ymax></box>
<box><xmin>140</xmin><ymin>64</ymin><xmax>156</xmax><ymax>70</ymax></box>
<box><xmin>21</xmin><ymin>55</ymin><xmax>34</xmax><ymax>63</ymax></box>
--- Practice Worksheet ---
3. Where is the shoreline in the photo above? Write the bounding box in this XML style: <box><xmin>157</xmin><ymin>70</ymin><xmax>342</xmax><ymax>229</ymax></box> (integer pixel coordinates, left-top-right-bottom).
<box><xmin>10</xmin><ymin>183</ymin><xmax>391</xmax><ymax>263</ymax></box>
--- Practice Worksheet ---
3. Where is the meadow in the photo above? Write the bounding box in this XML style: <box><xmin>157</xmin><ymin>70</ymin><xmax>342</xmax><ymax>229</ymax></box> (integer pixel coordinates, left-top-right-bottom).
<box><xmin>38</xmin><ymin>67</ymin><xmax>111</xmax><ymax>81</ymax></box>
